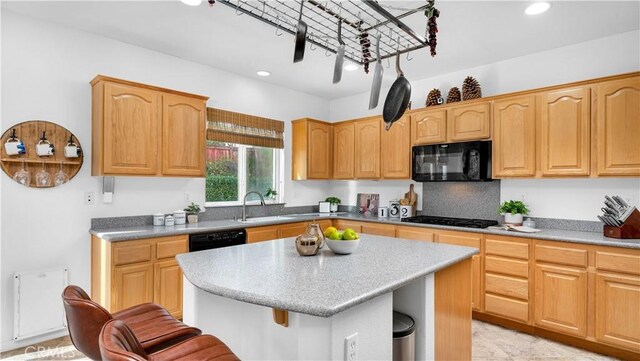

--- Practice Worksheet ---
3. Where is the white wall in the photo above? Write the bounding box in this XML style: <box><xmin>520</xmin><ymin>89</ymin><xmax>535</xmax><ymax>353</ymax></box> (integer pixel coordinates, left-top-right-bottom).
<box><xmin>328</xmin><ymin>30</ymin><xmax>640</xmax><ymax>221</ymax></box>
<box><xmin>0</xmin><ymin>11</ymin><xmax>331</xmax><ymax>350</ymax></box>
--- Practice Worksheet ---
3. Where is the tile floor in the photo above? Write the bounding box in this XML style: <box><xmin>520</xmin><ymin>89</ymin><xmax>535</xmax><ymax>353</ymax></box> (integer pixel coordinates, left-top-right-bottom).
<box><xmin>0</xmin><ymin>321</ymin><xmax>620</xmax><ymax>360</ymax></box>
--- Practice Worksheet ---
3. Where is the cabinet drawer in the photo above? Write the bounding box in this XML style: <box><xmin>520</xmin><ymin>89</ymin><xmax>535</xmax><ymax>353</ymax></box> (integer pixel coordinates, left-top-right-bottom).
<box><xmin>485</xmin><ymin>273</ymin><xmax>529</xmax><ymax>300</ymax></box>
<box><xmin>396</xmin><ymin>226</ymin><xmax>434</xmax><ymax>242</ymax></box>
<box><xmin>437</xmin><ymin>232</ymin><xmax>481</xmax><ymax>249</ymax></box>
<box><xmin>113</xmin><ymin>242</ymin><xmax>152</xmax><ymax>266</ymax></box>
<box><xmin>485</xmin><ymin>237</ymin><xmax>529</xmax><ymax>259</ymax></box>
<box><xmin>535</xmin><ymin>244</ymin><xmax>588</xmax><ymax>268</ymax></box>
<box><xmin>485</xmin><ymin>256</ymin><xmax>529</xmax><ymax>278</ymax></box>
<box><xmin>361</xmin><ymin>223</ymin><xmax>396</xmax><ymax>237</ymax></box>
<box><xmin>333</xmin><ymin>220</ymin><xmax>362</xmax><ymax>233</ymax></box>
<box><xmin>156</xmin><ymin>237</ymin><xmax>188</xmax><ymax>260</ymax></box>
<box><xmin>595</xmin><ymin>251</ymin><xmax>640</xmax><ymax>276</ymax></box>
<box><xmin>485</xmin><ymin>293</ymin><xmax>529</xmax><ymax>323</ymax></box>
<box><xmin>279</xmin><ymin>222</ymin><xmax>308</xmax><ymax>238</ymax></box>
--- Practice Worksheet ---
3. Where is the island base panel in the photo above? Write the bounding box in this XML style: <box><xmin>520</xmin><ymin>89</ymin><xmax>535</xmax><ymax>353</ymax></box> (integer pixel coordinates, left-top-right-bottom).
<box><xmin>393</xmin><ymin>274</ymin><xmax>436</xmax><ymax>360</ymax></box>
<box><xmin>183</xmin><ymin>279</ymin><xmax>393</xmax><ymax>360</ymax></box>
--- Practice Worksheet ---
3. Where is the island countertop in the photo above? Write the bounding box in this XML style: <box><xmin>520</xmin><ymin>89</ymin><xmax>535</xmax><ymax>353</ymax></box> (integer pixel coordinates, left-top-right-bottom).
<box><xmin>176</xmin><ymin>235</ymin><xmax>478</xmax><ymax>317</ymax></box>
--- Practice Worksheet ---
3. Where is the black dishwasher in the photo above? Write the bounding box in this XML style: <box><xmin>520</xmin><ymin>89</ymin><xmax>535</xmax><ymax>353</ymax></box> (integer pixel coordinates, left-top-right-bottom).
<box><xmin>188</xmin><ymin>229</ymin><xmax>247</xmax><ymax>252</ymax></box>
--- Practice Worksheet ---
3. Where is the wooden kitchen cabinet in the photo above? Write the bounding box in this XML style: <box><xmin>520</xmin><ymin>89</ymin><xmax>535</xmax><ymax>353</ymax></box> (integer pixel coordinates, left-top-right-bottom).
<box><xmin>333</xmin><ymin>121</ymin><xmax>355</xmax><ymax>179</ymax></box>
<box><xmin>354</xmin><ymin>117</ymin><xmax>381</xmax><ymax>179</ymax></box>
<box><xmin>332</xmin><ymin>220</ymin><xmax>363</xmax><ymax>233</ymax></box>
<box><xmin>595</xmin><ymin>272</ymin><xmax>640</xmax><ymax>351</ymax></box>
<box><xmin>91</xmin><ymin>75</ymin><xmax>208</xmax><ymax>177</ymax></box>
<box><xmin>292</xmin><ymin>118</ymin><xmax>332</xmax><ymax>180</ymax></box>
<box><xmin>161</xmin><ymin>93</ymin><xmax>206</xmax><ymax>176</ymax></box>
<box><xmin>436</xmin><ymin>231</ymin><xmax>482</xmax><ymax>311</ymax></box>
<box><xmin>361</xmin><ymin>222</ymin><xmax>396</xmax><ymax>237</ymax></box>
<box><xmin>492</xmin><ymin>95</ymin><xmax>537</xmax><ymax>177</ymax></box>
<box><xmin>279</xmin><ymin>222</ymin><xmax>309</xmax><ymax>238</ymax></box>
<box><xmin>411</xmin><ymin>108</ymin><xmax>447</xmax><ymax>145</ymax></box>
<box><xmin>395</xmin><ymin>226</ymin><xmax>434</xmax><ymax>242</ymax></box>
<box><xmin>447</xmin><ymin>102</ymin><xmax>491</xmax><ymax>142</ymax></box>
<box><xmin>381</xmin><ymin>116</ymin><xmax>411</xmax><ymax>179</ymax></box>
<box><xmin>540</xmin><ymin>87</ymin><xmax>591</xmax><ymax>176</ymax></box>
<box><xmin>594</xmin><ymin>77</ymin><xmax>640</xmax><ymax>176</ymax></box>
<box><xmin>91</xmin><ymin>235</ymin><xmax>188</xmax><ymax>318</ymax></box>
<box><xmin>246</xmin><ymin>225</ymin><xmax>280</xmax><ymax>243</ymax></box>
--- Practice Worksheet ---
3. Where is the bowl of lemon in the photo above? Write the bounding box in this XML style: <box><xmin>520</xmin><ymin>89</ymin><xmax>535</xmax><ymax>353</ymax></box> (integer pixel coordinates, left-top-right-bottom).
<box><xmin>323</xmin><ymin>226</ymin><xmax>361</xmax><ymax>255</ymax></box>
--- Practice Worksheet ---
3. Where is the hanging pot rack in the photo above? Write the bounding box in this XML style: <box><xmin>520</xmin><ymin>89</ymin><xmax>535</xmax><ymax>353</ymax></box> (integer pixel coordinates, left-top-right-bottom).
<box><xmin>215</xmin><ymin>0</ymin><xmax>430</xmax><ymax>65</ymax></box>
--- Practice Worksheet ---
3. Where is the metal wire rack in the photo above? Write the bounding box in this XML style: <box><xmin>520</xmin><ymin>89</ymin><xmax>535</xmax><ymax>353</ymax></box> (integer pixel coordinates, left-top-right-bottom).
<box><xmin>215</xmin><ymin>0</ymin><xmax>429</xmax><ymax>65</ymax></box>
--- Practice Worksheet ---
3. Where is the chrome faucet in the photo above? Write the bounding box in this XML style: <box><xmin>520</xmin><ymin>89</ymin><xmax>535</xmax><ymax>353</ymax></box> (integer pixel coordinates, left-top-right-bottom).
<box><xmin>242</xmin><ymin>191</ymin><xmax>266</xmax><ymax>221</ymax></box>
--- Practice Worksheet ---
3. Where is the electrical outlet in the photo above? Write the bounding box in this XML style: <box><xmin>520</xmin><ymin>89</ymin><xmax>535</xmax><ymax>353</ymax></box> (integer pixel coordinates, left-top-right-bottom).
<box><xmin>344</xmin><ymin>333</ymin><xmax>358</xmax><ymax>361</ymax></box>
<box><xmin>184</xmin><ymin>192</ymin><xmax>191</xmax><ymax>202</ymax></box>
<box><xmin>85</xmin><ymin>191</ymin><xmax>95</xmax><ymax>205</ymax></box>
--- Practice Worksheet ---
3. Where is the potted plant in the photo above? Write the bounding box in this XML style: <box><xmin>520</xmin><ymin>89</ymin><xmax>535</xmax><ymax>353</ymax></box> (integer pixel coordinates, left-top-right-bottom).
<box><xmin>265</xmin><ymin>187</ymin><xmax>278</xmax><ymax>202</ymax></box>
<box><xmin>325</xmin><ymin>197</ymin><xmax>341</xmax><ymax>212</ymax></box>
<box><xmin>184</xmin><ymin>202</ymin><xmax>202</xmax><ymax>224</ymax></box>
<box><xmin>499</xmin><ymin>200</ymin><xmax>529</xmax><ymax>225</ymax></box>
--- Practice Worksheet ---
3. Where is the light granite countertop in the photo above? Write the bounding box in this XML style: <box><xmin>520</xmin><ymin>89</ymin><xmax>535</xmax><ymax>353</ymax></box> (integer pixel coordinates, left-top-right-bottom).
<box><xmin>90</xmin><ymin>212</ymin><xmax>640</xmax><ymax>249</ymax></box>
<box><xmin>176</xmin><ymin>235</ymin><xmax>478</xmax><ymax>317</ymax></box>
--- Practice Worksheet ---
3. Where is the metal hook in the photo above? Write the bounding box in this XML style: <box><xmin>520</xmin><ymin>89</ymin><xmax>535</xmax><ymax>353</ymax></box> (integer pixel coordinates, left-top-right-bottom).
<box><xmin>385</xmin><ymin>56</ymin><xmax>391</xmax><ymax>68</ymax></box>
<box><xmin>275</xmin><ymin>15</ymin><xmax>283</xmax><ymax>36</ymax></box>
<box><xmin>325</xmin><ymin>39</ymin><xmax>332</xmax><ymax>57</ymax></box>
<box><xmin>235</xmin><ymin>0</ymin><xmax>244</xmax><ymax>16</ymax></box>
<box><xmin>406</xmin><ymin>46</ymin><xmax>413</xmax><ymax>61</ymax></box>
<box><xmin>309</xmin><ymin>33</ymin><xmax>317</xmax><ymax>51</ymax></box>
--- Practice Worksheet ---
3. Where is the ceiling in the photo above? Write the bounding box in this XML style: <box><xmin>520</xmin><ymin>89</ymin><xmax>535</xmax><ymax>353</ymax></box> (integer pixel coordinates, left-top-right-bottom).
<box><xmin>2</xmin><ymin>1</ymin><xmax>639</xmax><ymax>100</ymax></box>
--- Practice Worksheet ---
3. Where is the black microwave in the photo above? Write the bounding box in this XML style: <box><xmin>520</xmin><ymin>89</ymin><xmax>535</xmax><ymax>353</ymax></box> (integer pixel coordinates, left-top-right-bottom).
<box><xmin>412</xmin><ymin>141</ymin><xmax>492</xmax><ymax>181</ymax></box>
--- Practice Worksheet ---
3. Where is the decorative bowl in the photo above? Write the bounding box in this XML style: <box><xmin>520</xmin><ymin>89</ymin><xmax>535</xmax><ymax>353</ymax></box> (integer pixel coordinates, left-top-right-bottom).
<box><xmin>326</xmin><ymin>238</ymin><xmax>360</xmax><ymax>255</ymax></box>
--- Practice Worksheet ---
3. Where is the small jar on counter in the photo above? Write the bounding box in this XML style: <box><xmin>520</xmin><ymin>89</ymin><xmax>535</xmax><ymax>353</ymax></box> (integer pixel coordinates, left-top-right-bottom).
<box><xmin>153</xmin><ymin>213</ymin><xmax>165</xmax><ymax>226</ymax></box>
<box><xmin>164</xmin><ymin>215</ymin><xmax>175</xmax><ymax>227</ymax></box>
<box><xmin>523</xmin><ymin>218</ymin><xmax>536</xmax><ymax>228</ymax></box>
<box><xmin>173</xmin><ymin>210</ymin><xmax>186</xmax><ymax>225</ymax></box>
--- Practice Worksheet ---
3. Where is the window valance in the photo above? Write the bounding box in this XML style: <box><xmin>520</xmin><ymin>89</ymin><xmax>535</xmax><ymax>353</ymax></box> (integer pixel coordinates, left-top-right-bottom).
<box><xmin>206</xmin><ymin>108</ymin><xmax>284</xmax><ymax>149</ymax></box>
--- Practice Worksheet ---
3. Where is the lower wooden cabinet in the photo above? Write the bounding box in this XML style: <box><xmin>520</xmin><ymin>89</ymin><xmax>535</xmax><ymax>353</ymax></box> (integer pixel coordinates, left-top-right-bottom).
<box><xmin>395</xmin><ymin>226</ymin><xmax>434</xmax><ymax>242</ymax></box>
<box><xmin>92</xmin><ymin>235</ymin><xmax>188</xmax><ymax>318</ymax></box>
<box><xmin>436</xmin><ymin>231</ymin><xmax>482</xmax><ymax>311</ymax></box>
<box><xmin>595</xmin><ymin>272</ymin><xmax>640</xmax><ymax>351</ymax></box>
<box><xmin>247</xmin><ymin>220</ymin><xmax>334</xmax><ymax>243</ymax></box>
<box><xmin>361</xmin><ymin>222</ymin><xmax>396</xmax><ymax>237</ymax></box>
<box><xmin>246</xmin><ymin>225</ymin><xmax>280</xmax><ymax>243</ymax></box>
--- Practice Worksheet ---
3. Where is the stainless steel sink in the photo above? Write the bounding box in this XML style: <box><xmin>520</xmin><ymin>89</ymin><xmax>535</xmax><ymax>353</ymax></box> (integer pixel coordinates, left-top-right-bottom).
<box><xmin>237</xmin><ymin>215</ymin><xmax>296</xmax><ymax>223</ymax></box>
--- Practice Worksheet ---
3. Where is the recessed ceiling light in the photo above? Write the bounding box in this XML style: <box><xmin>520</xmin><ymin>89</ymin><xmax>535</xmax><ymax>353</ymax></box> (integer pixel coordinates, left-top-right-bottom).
<box><xmin>344</xmin><ymin>63</ymin><xmax>359</xmax><ymax>72</ymax></box>
<box><xmin>256</xmin><ymin>70</ymin><xmax>271</xmax><ymax>77</ymax></box>
<box><xmin>180</xmin><ymin>0</ymin><xmax>202</xmax><ymax>6</ymax></box>
<box><xmin>525</xmin><ymin>2</ymin><xmax>551</xmax><ymax>15</ymax></box>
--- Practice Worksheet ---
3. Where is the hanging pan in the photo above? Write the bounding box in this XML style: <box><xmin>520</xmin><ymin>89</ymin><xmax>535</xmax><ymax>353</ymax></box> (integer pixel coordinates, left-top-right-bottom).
<box><xmin>382</xmin><ymin>50</ymin><xmax>411</xmax><ymax>130</ymax></box>
<box><xmin>293</xmin><ymin>0</ymin><xmax>307</xmax><ymax>63</ymax></box>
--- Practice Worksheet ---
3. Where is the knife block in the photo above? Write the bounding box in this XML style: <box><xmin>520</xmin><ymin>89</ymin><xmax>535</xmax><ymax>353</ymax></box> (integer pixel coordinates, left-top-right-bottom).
<box><xmin>603</xmin><ymin>208</ymin><xmax>640</xmax><ymax>239</ymax></box>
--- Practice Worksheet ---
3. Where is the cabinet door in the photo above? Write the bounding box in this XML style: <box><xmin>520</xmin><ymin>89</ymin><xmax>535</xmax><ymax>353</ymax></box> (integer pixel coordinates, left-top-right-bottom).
<box><xmin>492</xmin><ymin>96</ymin><xmax>536</xmax><ymax>177</ymax></box>
<box><xmin>103</xmin><ymin>83</ymin><xmax>160</xmax><ymax>175</ymax></box>
<box><xmin>247</xmin><ymin>225</ymin><xmax>280</xmax><ymax>243</ymax></box>
<box><xmin>395</xmin><ymin>226</ymin><xmax>434</xmax><ymax>242</ymax></box>
<box><xmin>333</xmin><ymin>122</ymin><xmax>355</xmax><ymax>179</ymax></box>
<box><xmin>447</xmin><ymin>103</ymin><xmax>491</xmax><ymax>142</ymax></box>
<box><xmin>595</xmin><ymin>272</ymin><xmax>640</xmax><ymax>352</ymax></box>
<box><xmin>113</xmin><ymin>263</ymin><xmax>153</xmax><ymax>312</ymax></box>
<box><xmin>332</xmin><ymin>220</ymin><xmax>362</xmax><ymax>233</ymax></box>
<box><xmin>162</xmin><ymin>94</ymin><xmax>206</xmax><ymax>176</ymax></box>
<box><xmin>540</xmin><ymin>87</ymin><xmax>590</xmax><ymax>176</ymax></box>
<box><xmin>361</xmin><ymin>222</ymin><xmax>396</xmax><ymax>237</ymax></box>
<box><xmin>436</xmin><ymin>232</ymin><xmax>482</xmax><ymax>311</ymax></box>
<box><xmin>154</xmin><ymin>259</ymin><xmax>183</xmax><ymax>318</ymax></box>
<box><xmin>381</xmin><ymin>116</ymin><xmax>411</xmax><ymax>179</ymax></box>
<box><xmin>595</xmin><ymin>77</ymin><xmax>640</xmax><ymax>176</ymax></box>
<box><xmin>534</xmin><ymin>264</ymin><xmax>587</xmax><ymax>337</ymax></box>
<box><xmin>411</xmin><ymin>109</ymin><xmax>447</xmax><ymax>145</ymax></box>
<box><xmin>308</xmin><ymin>121</ymin><xmax>332</xmax><ymax>179</ymax></box>
<box><xmin>354</xmin><ymin>118</ymin><xmax>381</xmax><ymax>179</ymax></box>
<box><xmin>279</xmin><ymin>222</ymin><xmax>308</xmax><ymax>238</ymax></box>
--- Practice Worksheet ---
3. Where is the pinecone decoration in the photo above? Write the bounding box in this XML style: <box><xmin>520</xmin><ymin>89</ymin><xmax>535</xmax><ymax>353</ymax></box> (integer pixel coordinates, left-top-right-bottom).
<box><xmin>446</xmin><ymin>87</ymin><xmax>461</xmax><ymax>103</ymax></box>
<box><xmin>462</xmin><ymin>76</ymin><xmax>482</xmax><ymax>100</ymax></box>
<box><xmin>426</xmin><ymin>88</ymin><xmax>443</xmax><ymax>107</ymax></box>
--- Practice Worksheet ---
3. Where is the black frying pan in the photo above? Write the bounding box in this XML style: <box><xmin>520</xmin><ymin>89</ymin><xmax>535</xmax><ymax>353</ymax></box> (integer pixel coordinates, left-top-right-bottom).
<box><xmin>293</xmin><ymin>0</ymin><xmax>307</xmax><ymax>63</ymax></box>
<box><xmin>382</xmin><ymin>51</ymin><xmax>411</xmax><ymax>130</ymax></box>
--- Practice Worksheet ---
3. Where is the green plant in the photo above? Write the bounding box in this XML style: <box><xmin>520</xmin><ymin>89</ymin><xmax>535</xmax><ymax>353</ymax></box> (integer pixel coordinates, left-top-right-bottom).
<box><xmin>499</xmin><ymin>200</ymin><xmax>530</xmax><ymax>215</ymax></box>
<box><xmin>265</xmin><ymin>187</ymin><xmax>278</xmax><ymax>199</ymax></box>
<box><xmin>325</xmin><ymin>197</ymin><xmax>341</xmax><ymax>205</ymax></box>
<box><xmin>184</xmin><ymin>202</ymin><xmax>202</xmax><ymax>215</ymax></box>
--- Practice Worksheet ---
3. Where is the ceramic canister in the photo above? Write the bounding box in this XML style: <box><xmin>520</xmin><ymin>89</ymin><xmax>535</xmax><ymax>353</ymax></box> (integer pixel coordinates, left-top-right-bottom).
<box><xmin>173</xmin><ymin>210</ymin><xmax>186</xmax><ymax>225</ymax></box>
<box><xmin>153</xmin><ymin>213</ymin><xmax>165</xmax><ymax>226</ymax></box>
<box><xmin>164</xmin><ymin>215</ymin><xmax>175</xmax><ymax>227</ymax></box>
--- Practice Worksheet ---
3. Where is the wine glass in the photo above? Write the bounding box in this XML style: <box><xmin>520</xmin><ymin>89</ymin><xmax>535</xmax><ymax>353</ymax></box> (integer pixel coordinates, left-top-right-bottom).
<box><xmin>35</xmin><ymin>162</ymin><xmax>52</xmax><ymax>187</ymax></box>
<box><xmin>13</xmin><ymin>159</ymin><xmax>31</xmax><ymax>186</ymax></box>
<box><xmin>54</xmin><ymin>162</ymin><xmax>69</xmax><ymax>186</ymax></box>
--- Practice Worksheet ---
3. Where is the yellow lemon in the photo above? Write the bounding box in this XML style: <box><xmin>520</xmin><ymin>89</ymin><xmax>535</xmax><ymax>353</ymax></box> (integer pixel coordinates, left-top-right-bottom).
<box><xmin>324</xmin><ymin>226</ymin><xmax>337</xmax><ymax>238</ymax></box>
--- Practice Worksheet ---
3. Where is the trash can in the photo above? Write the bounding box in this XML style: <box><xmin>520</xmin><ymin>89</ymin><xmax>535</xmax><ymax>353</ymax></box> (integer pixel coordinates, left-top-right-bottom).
<box><xmin>393</xmin><ymin>311</ymin><xmax>415</xmax><ymax>361</ymax></box>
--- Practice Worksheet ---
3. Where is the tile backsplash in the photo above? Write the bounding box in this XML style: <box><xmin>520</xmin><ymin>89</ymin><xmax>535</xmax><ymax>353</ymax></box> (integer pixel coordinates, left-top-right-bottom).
<box><xmin>421</xmin><ymin>181</ymin><xmax>501</xmax><ymax>221</ymax></box>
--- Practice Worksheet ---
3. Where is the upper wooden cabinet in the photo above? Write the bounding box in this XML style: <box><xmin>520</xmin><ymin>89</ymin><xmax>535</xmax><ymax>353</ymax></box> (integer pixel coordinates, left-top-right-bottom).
<box><xmin>292</xmin><ymin>118</ymin><xmax>332</xmax><ymax>180</ymax></box>
<box><xmin>333</xmin><ymin>121</ymin><xmax>355</xmax><ymax>179</ymax></box>
<box><xmin>354</xmin><ymin>117</ymin><xmax>381</xmax><ymax>179</ymax></box>
<box><xmin>447</xmin><ymin>102</ymin><xmax>491</xmax><ymax>142</ymax></box>
<box><xmin>381</xmin><ymin>116</ymin><xmax>411</xmax><ymax>179</ymax></box>
<box><xmin>540</xmin><ymin>87</ymin><xmax>591</xmax><ymax>176</ymax></box>
<box><xmin>411</xmin><ymin>109</ymin><xmax>447</xmax><ymax>145</ymax></box>
<box><xmin>91</xmin><ymin>76</ymin><xmax>208</xmax><ymax>177</ymax></box>
<box><xmin>594</xmin><ymin>77</ymin><xmax>640</xmax><ymax>176</ymax></box>
<box><xmin>492</xmin><ymin>95</ymin><xmax>537</xmax><ymax>177</ymax></box>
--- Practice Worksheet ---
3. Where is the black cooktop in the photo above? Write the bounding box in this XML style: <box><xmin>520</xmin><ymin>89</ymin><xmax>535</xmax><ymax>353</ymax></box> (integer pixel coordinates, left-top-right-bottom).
<box><xmin>401</xmin><ymin>215</ymin><xmax>498</xmax><ymax>229</ymax></box>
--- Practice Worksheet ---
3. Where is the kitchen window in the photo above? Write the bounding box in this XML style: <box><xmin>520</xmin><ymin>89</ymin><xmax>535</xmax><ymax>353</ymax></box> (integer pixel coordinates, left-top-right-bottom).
<box><xmin>205</xmin><ymin>141</ymin><xmax>283</xmax><ymax>206</ymax></box>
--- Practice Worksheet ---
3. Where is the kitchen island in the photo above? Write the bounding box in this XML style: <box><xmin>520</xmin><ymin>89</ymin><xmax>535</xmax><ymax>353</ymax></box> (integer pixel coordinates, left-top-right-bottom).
<box><xmin>176</xmin><ymin>234</ymin><xmax>478</xmax><ymax>360</ymax></box>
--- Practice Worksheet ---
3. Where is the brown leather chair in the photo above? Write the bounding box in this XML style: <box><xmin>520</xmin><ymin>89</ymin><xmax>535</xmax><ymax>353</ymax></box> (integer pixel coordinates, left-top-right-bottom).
<box><xmin>62</xmin><ymin>285</ymin><xmax>201</xmax><ymax>360</ymax></box>
<box><xmin>100</xmin><ymin>319</ymin><xmax>240</xmax><ymax>361</ymax></box>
